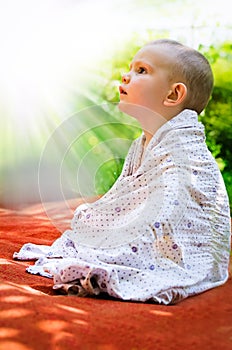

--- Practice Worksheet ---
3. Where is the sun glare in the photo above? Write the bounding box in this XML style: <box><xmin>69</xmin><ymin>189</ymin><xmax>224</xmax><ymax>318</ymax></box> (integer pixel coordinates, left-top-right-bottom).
<box><xmin>0</xmin><ymin>1</ymin><xmax>120</xmax><ymax>128</ymax></box>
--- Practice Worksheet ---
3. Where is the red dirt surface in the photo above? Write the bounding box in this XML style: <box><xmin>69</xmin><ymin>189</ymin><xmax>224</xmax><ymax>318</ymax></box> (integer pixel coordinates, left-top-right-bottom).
<box><xmin>0</xmin><ymin>206</ymin><xmax>232</xmax><ymax>350</ymax></box>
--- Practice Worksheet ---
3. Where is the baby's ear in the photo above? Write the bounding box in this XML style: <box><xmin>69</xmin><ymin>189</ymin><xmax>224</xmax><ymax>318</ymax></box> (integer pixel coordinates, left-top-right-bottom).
<box><xmin>163</xmin><ymin>83</ymin><xmax>187</xmax><ymax>106</ymax></box>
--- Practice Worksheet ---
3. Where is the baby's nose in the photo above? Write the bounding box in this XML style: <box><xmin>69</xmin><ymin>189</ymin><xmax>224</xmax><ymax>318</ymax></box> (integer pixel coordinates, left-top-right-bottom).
<box><xmin>122</xmin><ymin>73</ymin><xmax>130</xmax><ymax>84</ymax></box>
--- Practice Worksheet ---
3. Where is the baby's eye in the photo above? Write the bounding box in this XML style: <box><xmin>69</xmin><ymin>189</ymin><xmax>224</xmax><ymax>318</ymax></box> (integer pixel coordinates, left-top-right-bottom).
<box><xmin>137</xmin><ymin>67</ymin><xmax>147</xmax><ymax>74</ymax></box>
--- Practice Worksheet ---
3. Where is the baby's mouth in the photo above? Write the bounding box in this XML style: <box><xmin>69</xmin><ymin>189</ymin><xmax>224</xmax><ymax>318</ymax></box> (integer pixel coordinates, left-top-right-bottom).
<box><xmin>119</xmin><ymin>86</ymin><xmax>127</xmax><ymax>95</ymax></box>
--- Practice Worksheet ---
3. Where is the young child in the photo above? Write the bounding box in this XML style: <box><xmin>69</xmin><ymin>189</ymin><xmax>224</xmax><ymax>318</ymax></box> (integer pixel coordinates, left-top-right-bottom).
<box><xmin>14</xmin><ymin>39</ymin><xmax>231</xmax><ymax>304</ymax></box>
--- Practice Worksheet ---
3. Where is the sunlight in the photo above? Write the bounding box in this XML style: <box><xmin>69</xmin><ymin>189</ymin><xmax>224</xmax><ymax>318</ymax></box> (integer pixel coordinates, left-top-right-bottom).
<box><xmin>150</xmin><ymin>310</ymin><xmax>173</xmax><ymax>317</ymax></box>
<box><xmin>37</xmin><ymin>320</ymin><xmax>67</xmax><ymax>333</ymax></box>
<box><xmin>0</xmin><ymin>282</ymin><xmax>47</xmax><ymax>295</ymax></box>
<box><xmin>0</xmin><ymin>0</ymin><xmax>133</xmax><ymax>130</ymax></box>
<box><xmin>52</xmin><ymin>331</ymin><xmax>77</xmax><ymax>346</ymax></box>
<box><xmin>0</xmin><ymin>308</ymin><xmax>32</xmax><ymax>318</ymax></box>
<box><xmin>0</xmin><ymin>283</ymin><xmax>15</xmax><ymax>291</ymax></box>
<box><xmin>0</xmin><ymin>1</ymin><xmax>87</xmax><ymax>132</ymax></box>
<box><xmin>0</xmin><ymin>0</ymin><xmax>137</xmax><ymax>179</ymax></box>
<box><xmin>0</xmin><ymin>341</ymin><xmax>32</xmax><ymax>350</ymax></box>
<box><xmin>72</xmin><ymin>319</ymin><xmax>88</xmax><ymax>326</ymax></box>
<box><xmin>0</xmin><ymin>329</ymin><xmax>19</xmax><ymax>338</ymax></box>
<box><xmin>57</xmin><ymin>303</ymin><xmax>88</xmax><ymax>315</ymax></box>
<box><xmin>0</xmin><ymin>258</ymin><xmax>14</xmax><ymax>265</ymax></box>
<box><xmin>37</xmin><ymin>319</ymin><xmax>83</xmax><ymax>349</ymax></box>
<box><xmin>1</xmin><ymin>295</ymin><xmax>31</xmax><ymax>303</ymax></box>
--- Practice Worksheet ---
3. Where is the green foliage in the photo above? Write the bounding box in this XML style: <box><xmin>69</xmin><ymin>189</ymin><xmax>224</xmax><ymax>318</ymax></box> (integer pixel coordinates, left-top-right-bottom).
<box><xmin>94</xmin><ymin>158</ymin><xmax>125</xmax><ymax>194</ymax></box>
<box><xmin>199</xmin><ymin>42</ymin><xmax>232</xmax><ymax>212</ymax></box>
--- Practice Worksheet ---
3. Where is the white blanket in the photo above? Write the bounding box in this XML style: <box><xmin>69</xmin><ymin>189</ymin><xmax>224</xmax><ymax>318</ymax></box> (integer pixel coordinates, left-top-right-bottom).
<box><xmin>14</xmin><ymin>109</ymin><xmax>231</xmax><ymax>304</ymax></box>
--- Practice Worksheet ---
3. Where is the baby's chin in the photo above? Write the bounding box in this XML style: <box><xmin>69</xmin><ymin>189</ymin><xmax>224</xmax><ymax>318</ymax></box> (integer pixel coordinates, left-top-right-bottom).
<box><xmin>117</xmin><ymin>100</ymin><xmax>142</xmax><ymax>118</ymax></box>
<box><xmin>118</xmin><ymin>101</ymin><xmax>168</xmax><ymax>134</ymax></box>
<box><xmin>117</xmin><ymin>101</ymin><xmax>155</xmax><ymax>119</ymax></box>
<box><xmin>117</xmin><ymin>100</ymin><xmax>128</xmax><ymax>113</ymax></box>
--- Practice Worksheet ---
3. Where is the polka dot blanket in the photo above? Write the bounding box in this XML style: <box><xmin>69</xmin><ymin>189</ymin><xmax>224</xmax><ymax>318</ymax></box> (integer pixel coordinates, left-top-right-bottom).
<box><xmin>13</xmin><ymin>109</ymin><xmax>231</xmax><ymax>304</ymax></box>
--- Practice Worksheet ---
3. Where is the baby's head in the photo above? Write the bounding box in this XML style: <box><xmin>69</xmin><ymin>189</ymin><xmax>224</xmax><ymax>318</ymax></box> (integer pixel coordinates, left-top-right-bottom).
<box><xmin>119</xmin><ymin>39</ymin><xmax>214</xmax><ymax>120</ymax></box>
<box><xmin>148</xmin><ymin>39</ymin><xmax>214</xmax><ymax>114</ymax></box>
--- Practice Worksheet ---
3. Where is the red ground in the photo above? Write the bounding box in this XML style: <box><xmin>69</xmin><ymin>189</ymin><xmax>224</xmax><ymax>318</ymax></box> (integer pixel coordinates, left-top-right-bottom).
<box><xmin>0</xmin><ymin>205</ymin><xmax>232</xmax><ymax>350</ymax></box>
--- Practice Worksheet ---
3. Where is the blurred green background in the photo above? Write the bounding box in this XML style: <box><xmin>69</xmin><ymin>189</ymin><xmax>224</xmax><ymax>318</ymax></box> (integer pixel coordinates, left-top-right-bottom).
<box><xmin>0</xmin><ymin>0</ymin><xmax>231</xmax><ymax>213</ymax></box>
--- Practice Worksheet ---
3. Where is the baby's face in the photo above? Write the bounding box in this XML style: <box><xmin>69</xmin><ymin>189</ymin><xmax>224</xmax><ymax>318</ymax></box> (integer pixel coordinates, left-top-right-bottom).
<box><xmin>118</xmin><ymin>44</ymin><xmax>173</xmax><ymax>117</ymax></box>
